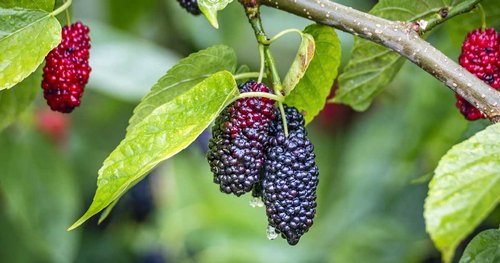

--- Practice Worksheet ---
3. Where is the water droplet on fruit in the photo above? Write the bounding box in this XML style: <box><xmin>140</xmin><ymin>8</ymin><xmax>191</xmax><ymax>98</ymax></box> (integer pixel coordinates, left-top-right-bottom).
<box><xmin>250</xmin><ymin>197</ymin><xmax>264</xmax><ymax>208</ymax></box>
<box><xmin>267</xmin><ymin>225</ymin><xmax>278</xmax><ymax>240</ymax></box>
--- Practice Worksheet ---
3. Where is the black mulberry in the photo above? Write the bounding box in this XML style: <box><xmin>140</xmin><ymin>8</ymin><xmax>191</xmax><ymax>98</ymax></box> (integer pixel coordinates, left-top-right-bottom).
<box><xmin>207</xmin><ymin>81</ymin><xmax>275</xmax><ymax>196</ymax></box>
<box><xmin>176</xmin><ymin>0</ymin><xmax>201</xmax><ymax>15</ymax></box>
<box><xmin>262</xmin><ymin>105</ymin><xmax>319</xmax><ymax>245</ymax></box>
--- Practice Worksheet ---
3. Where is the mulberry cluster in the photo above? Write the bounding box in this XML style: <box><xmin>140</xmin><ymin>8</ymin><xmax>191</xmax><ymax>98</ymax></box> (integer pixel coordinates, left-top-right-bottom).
<box><xmin>207</xmin><ymin>81</ymin><xmax>275</xmax><ymax>196</ymax></box>
<box><xmin>207</xmin><ymin>86</ymin><xmax>320</xmax><ymax>245</ymax></box>
<box><xmin>176</xmin><ymin>0</ymin><xmax>201</xmax><ymax>15</ymax></box>
<box><xmin>262</xmin><ymin>105</ymin><xmax>319</xmax><ymax>245</ymax></box>
<box><xmin>42</xmin><ymin>22</ymin><xmax>91</xmax><ymax>113</ymax></box>
<box><xmin>457</xmin><ymin>28</ymin><xmax>500</xmax><ymax>120</ymax></box>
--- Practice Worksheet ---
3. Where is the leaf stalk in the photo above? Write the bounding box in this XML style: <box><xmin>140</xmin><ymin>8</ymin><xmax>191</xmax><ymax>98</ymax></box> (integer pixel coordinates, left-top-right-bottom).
<box><xmin>51</xmin><ymin>0</ymin><xmax>72</xmax><ymax>17</ymax></box>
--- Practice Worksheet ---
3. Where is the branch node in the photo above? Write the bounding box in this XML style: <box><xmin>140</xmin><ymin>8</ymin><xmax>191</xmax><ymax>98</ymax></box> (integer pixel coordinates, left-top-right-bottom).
<box><xmin>439</xmin><ymin>7</ymin><xmax>449</xmax><ymax>19</ymax></box>
<box><xmin>491</xmin><ymin>116</ymin><xmax>500</xmax><ymax>124</ymax></box>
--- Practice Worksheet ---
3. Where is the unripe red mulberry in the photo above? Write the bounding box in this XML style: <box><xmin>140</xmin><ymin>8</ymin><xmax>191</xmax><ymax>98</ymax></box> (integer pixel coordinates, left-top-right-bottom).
<box><xmin>262</xmin><ymin>105</ymin><xmax>319</xmax><ymax>245</ymax></box>
<box><xmin>457</xmin><ymin>28</ymin><xmax>500</xmax><ymax>120</ymax></box>
<box><xmin>176</xmin><ymin>0</ymin><xmax>201</xmax><ymax>15</ymax></box>
<box><xmin>42</xmin><ymin>22</ymin><xmax>91</xmax><ymax>113</ymax></box>
<box><xmin>207</xmin><ymin>81</ymin><xmax>275</xmax><ymax>196</ymax></box>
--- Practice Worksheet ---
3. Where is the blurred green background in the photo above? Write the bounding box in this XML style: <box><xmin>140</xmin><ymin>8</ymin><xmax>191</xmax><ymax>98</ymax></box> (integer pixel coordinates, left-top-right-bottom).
<box><xmin>0</xmin><ymin>0</ymin><xmax>499</xmax><ymax>262</ymax></box>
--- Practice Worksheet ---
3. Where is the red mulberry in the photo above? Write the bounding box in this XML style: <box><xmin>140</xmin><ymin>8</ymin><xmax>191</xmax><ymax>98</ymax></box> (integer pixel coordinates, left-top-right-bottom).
<box><xmin>207</xmin><ymin>81</ymin><xmax>275</xmax><ymax>196</ymax></box>
<box><xmin>42</xmin><ymin>22</ymin><xmax>91</xmax><ymax>113</ymax></box>
<box><xmin>457</xmin><ymin>28</ymin><xmax>500</xmax><ymax>120</ymax></box>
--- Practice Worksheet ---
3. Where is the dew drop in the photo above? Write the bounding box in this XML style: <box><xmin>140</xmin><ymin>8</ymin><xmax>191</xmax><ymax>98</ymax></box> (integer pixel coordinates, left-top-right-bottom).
<box><xmin>249</xmin><ymin>197</ymin><xmax>264</xmax><ymax>208</ymax></box>
<box><xmin>267</xmin><ymin>226</ymin><xmax>278</xmax><ymax>240</ymax></box>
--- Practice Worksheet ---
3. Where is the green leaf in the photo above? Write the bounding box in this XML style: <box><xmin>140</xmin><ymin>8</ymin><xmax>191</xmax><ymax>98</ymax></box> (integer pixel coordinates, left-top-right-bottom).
<box><xmin>282</xmin><ymin>32</ymin><xmax>315</xmax><ymax>96</ymax></box>
<box><xmin>0</xmin><ymin>68</ymin><xmax>40</xmax><ymax>131</ymax></box>
<box><xmin>127</xmin><ymin>44</ymin><xmax>237</xmax><ymax>132</ymax></box>
<box><xmin>0</xmin><ymin>0</ymin><xmax>55</xmax><ymax>12</ymax></box>
<box><xmin>424</xmin><ymin>123</ymin><xmax>500</xmax><ymax>263</ymax></box>
<box><xmin>68</xmin><ymin>70</ymin><xmax>239</xmax><ymax>230</ymax></box>
<box><xmin>459</xmin><ymin>229</ymin><xmax>500</xmax><ymax>263</ymax></box>
<box><xmin>284</xmin><ymin>24</ymin><xmax>341</xmax><ymax>124</ymax></box>
<box><xmin>0</xmin><ymin>7</ymin><xmax>61</xmax><ymax>90</ymax></box>
<box><xmin>198</xmin><ymin>0</ymin><xmax>233</xmax><ymax>29</ymax></box>
<box><xmin>333</xmin><ymin>0</ymin><xmax>473</xmax><ymax>111</ymax></box>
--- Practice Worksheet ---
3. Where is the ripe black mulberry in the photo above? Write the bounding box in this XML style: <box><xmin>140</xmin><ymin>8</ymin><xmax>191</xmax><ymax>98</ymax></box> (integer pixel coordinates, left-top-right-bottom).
<box><xmin>42</xmin><ymin>22</ymin><xmax>91</xmax><ymax>113</ymax></box>
<box><xmin>176</xmin><ymin>0</ymin><xmax>201</xmax><ymax>15</ymax></box>
<box><xmin>262</xmin><ymin>105</ymin><xmax>319</xmax><ymax>245</ymax></box>
<box><xmin>207</xmin><ymin>81</ymin><xmax>275</xmax><ymax>196</ymax></box>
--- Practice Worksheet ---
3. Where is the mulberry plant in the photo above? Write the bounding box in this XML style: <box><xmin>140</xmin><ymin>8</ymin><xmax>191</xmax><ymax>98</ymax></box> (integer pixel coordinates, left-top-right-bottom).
<box><xmin>4</xmin><ymin>0</ymin><xmax>500</xmax><ymax>261</ymax></box>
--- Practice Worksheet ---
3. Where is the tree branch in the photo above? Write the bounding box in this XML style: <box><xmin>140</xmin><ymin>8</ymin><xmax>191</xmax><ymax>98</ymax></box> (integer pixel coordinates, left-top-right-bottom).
<box><xmin>259</xmin><ymin>0</ymin><xmax>500</xmax><ymax>122</ymax></box>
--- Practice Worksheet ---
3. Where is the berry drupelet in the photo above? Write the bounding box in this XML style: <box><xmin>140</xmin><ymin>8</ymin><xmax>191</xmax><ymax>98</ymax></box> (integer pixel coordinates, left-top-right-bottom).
<box><xmin>207</xmin><ymin>81</ymin><xmax>275</xmax><ymax>196</ymax></box>
<box><xmin>262</xmin><ymin>105</ymin><xmax>319</xmax><ymax>245</ymax></box>
<box><xmin>176</xmin><ymin>0</ymin><xmax>201</xmax><ymax>15</ymax></box>
<box><xmin>457</xmin><ymin>28</ymin><xmax>500</xmax><ymax>120</ymax></box>
<box><xmin>42</xmin><ymin>22</ymin><xmax>91</xmax><ymax>113</ymax></box>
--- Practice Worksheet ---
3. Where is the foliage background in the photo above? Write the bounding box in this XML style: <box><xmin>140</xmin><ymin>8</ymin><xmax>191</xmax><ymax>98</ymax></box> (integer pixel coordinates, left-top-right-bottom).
<box><xmin>0</xmin><ymin>0</ymin><xmax>498</xmax><ymax>262</ymax></box>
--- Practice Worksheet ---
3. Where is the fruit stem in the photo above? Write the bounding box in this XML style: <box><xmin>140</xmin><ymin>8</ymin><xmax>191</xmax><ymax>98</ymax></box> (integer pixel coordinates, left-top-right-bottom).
<box><xmin>242</xmin><ymin>3</ymin><xmax>283</xmax><ymax>95</ymax></box>
<box><xmin>263</xmin><ymin>46</ymin><xmax>283</xmax><ymax>95</ymax></box>
<box><xmin>234</xmin><ymin>72</ymin><xmax>266</xmax><ymax>80</ymax></box>
<box><xmin>266</xmin><ymin>28</ymin><xmax>303</xmax><ymax>44</ymax></box>
<box><xmin>64</xmin><ymin>5</ymin><xmax>71</xmax><ymax>26</ymax></box>
<box><xmin>278</xmin><ymin>103</ymin><xmax>289</xmax><ymax>137</ymax></box>
<box><xmin>241</xmin><ymin>2</ymin><xmax>290</xmax><ymax>136</ymax></box>
<box><xmin>258</xmin><ymin>44</ymin><xmax>265</xmax><ymax>83</ymax></box>
<box><xmin>477</xmin><ymin>4</ymin><xmax>486</xmax><ymax>30</ymax></box>
<box><xmin>236</xmin><ymin>92</ymin><xmax>284</xmax><ymax>102</ymax></box>
<box><xmin>51</xmin><ymin>0</ymin><xmax>72</xmax><ymax>17</ymax></box>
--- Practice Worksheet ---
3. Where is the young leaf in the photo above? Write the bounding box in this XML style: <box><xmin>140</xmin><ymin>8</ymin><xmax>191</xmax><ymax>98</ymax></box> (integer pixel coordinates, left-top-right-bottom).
<box><xmin>0</xmin><ymin>8</ymin><xmax>61</xmax><ymax>90</ymax></box>
<box><xmin>424</xmin><ymin>123</ymin><xmax>500</xmax><ymax>263</ymax></box>
<box><xmin>333</xmin><ymin>0</ymin><xmax>476</xmax><ymax>111</ymax></box>
<box><xmin>198</xmin><ymin>0</ymin><xmax>234</xmax><ymax>29</ymax></box>
<box><xmin>282</xmin><ymin>32</ymin><xmax>315</xmax><ymax>96</ymax></box>
<box><xmin>0</xmin><ymin>69</ymin><xmax>41</xmax><ymax>131</ymax></box>
<box><xmin>0</xmin><ymin>0</ymin><xmax>54</xmax><ymax>11</ymax></box>
<box><xmin>127</xmin><ymin>44</ymin><xmax>237</xmax><ymax>132</ymax></box>
<box><xmin>68</xmin><ymin>71</ymin><xmax>239</xmax><ymax>230</ymax></box>
<box><xmin>459</xmin><ymin>229</ymin><xmax>500</xmax><ymax>263</ymax></box>
<box><xmin>284</xmin><ymin>24</ymin><xmax>341</xmax><ymax>124</ymax></box>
